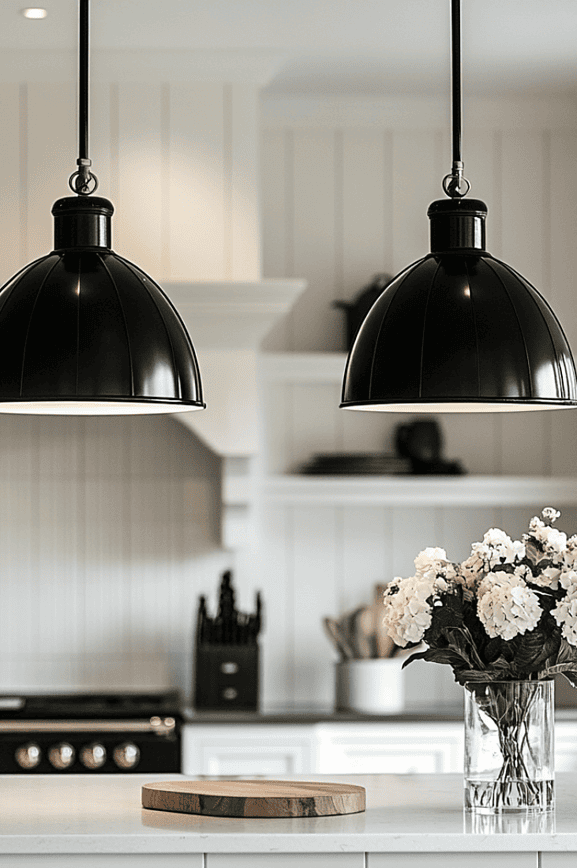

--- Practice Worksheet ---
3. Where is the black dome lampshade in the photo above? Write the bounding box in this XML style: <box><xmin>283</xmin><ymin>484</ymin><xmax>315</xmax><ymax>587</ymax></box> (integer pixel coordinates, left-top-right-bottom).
<box><xmin>0</xmin><ymin>196</ymin><xmax>204</xmax><ymax>415</ymax></box>
<box><xmin>0</xmin><ymin>0</ymin><xmax>205</xmax><ymax>416</ymax></box>
<box><xmin>340</xmin><ymin>197</ymin><xmax>577</xmax><ymax>412</ymax></box>
<box><xmin>341</xmin><ymin>0</ymin><xmax>577</xmax><ymax>414</ymax></box>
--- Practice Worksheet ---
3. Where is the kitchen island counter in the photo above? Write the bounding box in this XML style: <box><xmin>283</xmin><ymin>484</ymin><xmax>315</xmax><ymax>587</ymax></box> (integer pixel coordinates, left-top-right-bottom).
<box><xmin>0</xmin><ymin>773</ymin><xmax>576</xmax><ymax>866</ymax></box>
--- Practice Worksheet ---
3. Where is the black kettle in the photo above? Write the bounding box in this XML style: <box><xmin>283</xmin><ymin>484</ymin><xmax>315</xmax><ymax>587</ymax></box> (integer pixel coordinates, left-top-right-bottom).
<box><xmin>333</xmin><ymin>273</ymin><xmax>393</xmax><ymax>351</ymax></box>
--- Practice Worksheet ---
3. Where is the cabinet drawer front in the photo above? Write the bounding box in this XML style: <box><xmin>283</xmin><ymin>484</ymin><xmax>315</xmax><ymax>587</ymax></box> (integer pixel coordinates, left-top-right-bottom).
<box><xmin>0</xmin><ymin>858</ymin><xmax>203</xmax><ymax>868</ymax></box>
<box><xmin>182</xmin><ymin>725</ymin><xmax>314</xmax><ymax>775</ymax></box>
<box><xmin>208</xmin><ymin>855</ymin><xmax>364</xmax><ymax>868</ymax></box>
<box><xmin>321</xmin><ymin>745</ymin><xmax>451</xmax><ymax>774</ymax></box>
<box><xmin>369</xmin><ymin>854</ymin><xmax>535</xmax><ymax>868</ymax></box>
<box><xmin>542</xmin><ymin>857</ymin><xmax>577</xmax><ymax>868</ymax></box>
<box><xmin>203</xmin><ymin>746</ymin><xmax>306</xmax><ymax>776</ymax></box>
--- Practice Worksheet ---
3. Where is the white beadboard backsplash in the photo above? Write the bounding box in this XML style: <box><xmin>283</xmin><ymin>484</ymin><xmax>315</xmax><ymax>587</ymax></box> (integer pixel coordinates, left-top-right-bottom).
<box><xmin>0</xmin><ymin>414</ymin><xmax>228</xmax><ymax>695</ymax></box>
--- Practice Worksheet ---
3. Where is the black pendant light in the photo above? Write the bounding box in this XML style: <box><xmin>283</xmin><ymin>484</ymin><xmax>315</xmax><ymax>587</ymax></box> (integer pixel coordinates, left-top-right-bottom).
<box><xmin>340</xmin><ymin>0</ymin><xmax>577</xmax><ymax>413</ymax></box>
<box><xmin>0</xmin><ymin>0</ymin><xmax>205</xmax><ymax>415</ymax></box>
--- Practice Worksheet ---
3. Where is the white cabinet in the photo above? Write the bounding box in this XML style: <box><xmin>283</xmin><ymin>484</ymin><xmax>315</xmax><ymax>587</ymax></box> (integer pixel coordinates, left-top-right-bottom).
<box><xmin>552</xmin><ymin>721</ymin><xmax>577</xmax><ymax>772</ymax></box>
<box><xmin>182</xmin><ymin>721</ymin><xmax>464</xmax><ymax>776</ymax></box>
<box><xmin>183</xmin><ymin>720</ymin><xmax>577</xmax><ymax>776</ymax></box>
<box><xmin>182</xmin><ymin>725</ymin><xmax>316</xmax><ymax>775</ymax></box>
<box><xmin>315</xmin><ymin>722</ymin><xmax>463</xmax><ymax>774</ymax></box>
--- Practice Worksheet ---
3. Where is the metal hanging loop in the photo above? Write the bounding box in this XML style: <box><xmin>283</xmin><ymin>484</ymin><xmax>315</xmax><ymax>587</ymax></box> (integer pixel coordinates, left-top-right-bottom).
<box><xmin>68</xmin><ymin>0</ymin><xmax>99</xmax><ymax>197</ymax></box>
<box><xmin>69</xmin><ymin>158</ymin><xmax>99</xmax><ymax>195</ymax></box>
<box><xmin>442</xmin><ymin>0</ymin><xmax>471</xmax><ymax>199</ymax></box>
<box><xmin>442</xmin><ymin>161</ymin><xmax>470</xmax><ymax>198</ymax></box>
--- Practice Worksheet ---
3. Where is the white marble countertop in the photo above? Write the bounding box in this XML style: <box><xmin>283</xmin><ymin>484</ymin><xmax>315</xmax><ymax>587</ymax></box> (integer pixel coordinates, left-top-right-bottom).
<box><xmin>0</xmin><ymin>773</ymin><xmax>576</xmax><ymax>854</ymax></box>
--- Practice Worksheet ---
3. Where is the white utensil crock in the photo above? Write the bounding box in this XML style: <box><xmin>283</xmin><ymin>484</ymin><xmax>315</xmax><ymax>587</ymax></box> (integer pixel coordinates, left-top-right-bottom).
<box><xmin>336</xmin><ymin>658</ymin><xmax>404</xmax><ymax>714</ymax></box>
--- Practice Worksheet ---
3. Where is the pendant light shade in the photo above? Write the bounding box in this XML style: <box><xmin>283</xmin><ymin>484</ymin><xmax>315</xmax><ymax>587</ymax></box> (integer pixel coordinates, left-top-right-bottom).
<box><xmin>341</xmin><ymin>199</ymin><xmax>577</xmax><ymax>412</ymax></box>
<box><xmin>0</xmin><ymin>0</ymin><xmax>204</xmax><ymax>415</ymax></box>
<box><xmin>341</xmin><ymin>0</ymin><xmax>577</xmax><ymax>413</ymax></box>
<box><xmin>0</xmin><ymin>197</ymin><xmax>204</xmax><ymax>414</ymax></box>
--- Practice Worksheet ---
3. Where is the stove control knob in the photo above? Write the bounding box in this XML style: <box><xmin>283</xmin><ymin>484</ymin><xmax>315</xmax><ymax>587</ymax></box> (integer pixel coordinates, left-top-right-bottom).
<box><xmin>80</xmin><ymin>742</ymin><xmax>107</xmax><ymax>770</ymax></box>
<box><xmin>113</xmin><ymin>742</ymin><xmax>140</xmax><ymax>770</ymax></box>
<box><xmin>48</xmin><ymin>742</ymin><xmax>75</xmax><ymax>770</ymax></box>
<box><xmin>15</xmin><ymin>742</ymin><xmax>42</xmax><ymax>770</ymax></box>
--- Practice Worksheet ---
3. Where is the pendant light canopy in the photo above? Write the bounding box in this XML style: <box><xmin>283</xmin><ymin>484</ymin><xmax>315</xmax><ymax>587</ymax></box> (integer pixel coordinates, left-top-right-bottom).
<box><xmin>340</xmin><ymin>0</ymin><xmax>577</xmax><ymax>413</ymax></box>
<box><xmin>0</xmin><ymin>0</ymin><xmax>204</xmax><ymax>415</ymax></box>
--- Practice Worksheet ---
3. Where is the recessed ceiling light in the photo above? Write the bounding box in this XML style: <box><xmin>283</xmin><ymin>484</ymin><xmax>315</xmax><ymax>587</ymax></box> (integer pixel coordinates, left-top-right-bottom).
<box><xmin>21</xmin><ymin>8</ymin><xmax>48</xmax><ymax>19</ymax></box>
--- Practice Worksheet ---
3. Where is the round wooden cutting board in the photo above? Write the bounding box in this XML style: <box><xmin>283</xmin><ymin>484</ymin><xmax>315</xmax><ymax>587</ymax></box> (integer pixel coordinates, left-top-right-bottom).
<box><xmin>141</xmin><ymin>779</ymin><xmax>366</xmax><ymax>818</ymax></box>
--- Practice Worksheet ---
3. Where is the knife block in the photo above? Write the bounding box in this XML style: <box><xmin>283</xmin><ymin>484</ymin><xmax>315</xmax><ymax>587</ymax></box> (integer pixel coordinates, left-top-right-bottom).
<box><xmin>194</xmin><ymin>644</ymin><xmax>259</xmax><ymax>711</ymax></box>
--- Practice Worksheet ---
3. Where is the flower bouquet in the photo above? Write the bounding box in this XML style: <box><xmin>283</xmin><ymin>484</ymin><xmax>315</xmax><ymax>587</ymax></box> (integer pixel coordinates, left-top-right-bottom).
<box><xmin>382</xmin><ymin>508</ymin><xmax>577</xmax><ymax>813</ymax></box>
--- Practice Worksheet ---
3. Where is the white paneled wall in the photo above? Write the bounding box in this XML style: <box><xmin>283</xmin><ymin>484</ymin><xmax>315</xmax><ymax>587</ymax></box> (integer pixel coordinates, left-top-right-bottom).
<box><xmin>260</xmin><ymin>95</ymin><xmax>577</xmax><ymax>476</ymax></box>
<box><xmin>258</xmin><ymin>362</ymin><xmax>577</xmax><ymax>710</ymax></box>
<box><xmin>0</xmin><ymin>415</ymin><xmax>228</xmax><ymax>693</ymax></box>
<box><xmin>0</xmin><ymin>71</ymin><xmax>259</xmax><ymax>695</ymax></box>
<box><xmin>1</xmin><ymin>80</ymin><xmax>577</xmax><ymax>710</ymax></box>
<box><xmin>0</xmin><ymin>79</ymin><xmax>260</xmax><ymax>286</ymax></box>
<box><xmin>256</xmin><ymin>94</ymin><xmax>577</xmax><ymax>711</ymax></box>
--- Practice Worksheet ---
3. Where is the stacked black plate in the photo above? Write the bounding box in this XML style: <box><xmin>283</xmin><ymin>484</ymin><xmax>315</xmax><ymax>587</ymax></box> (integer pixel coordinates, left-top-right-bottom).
<box><xmin>300</xmin><ymin>453</ymin><xmax>412</xmax><ymax>475</ymax></box>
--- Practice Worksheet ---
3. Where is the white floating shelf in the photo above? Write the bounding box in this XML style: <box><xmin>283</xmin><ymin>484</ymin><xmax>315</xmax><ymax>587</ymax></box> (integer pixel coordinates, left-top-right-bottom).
<box><xmin>260</xmin><ymin>352</ymin><xmax>346</xmax><ymax>382</ymax></box>
<box><xmin>261</xmin><ymin>475</ymin><xmax>577</xmax><ymax>507</ymax></box>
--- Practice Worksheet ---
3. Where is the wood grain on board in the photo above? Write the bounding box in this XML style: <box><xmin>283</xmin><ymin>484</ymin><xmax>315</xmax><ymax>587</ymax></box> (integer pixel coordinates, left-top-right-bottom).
<box><xmin>141</xmin><ymin>779</ymin><xmax>366</xmax><ymax>818</ymax></box>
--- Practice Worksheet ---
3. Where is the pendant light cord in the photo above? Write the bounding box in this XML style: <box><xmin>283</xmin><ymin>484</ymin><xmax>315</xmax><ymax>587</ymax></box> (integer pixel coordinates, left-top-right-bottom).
<box><xmin>69</xmin><ymin>0</ymin><xmax>98</xmax><ymax>196</ymax></box>
<box><xmin>442</xmin><ymin>0</ymin><xmax>470</xmax><ymax>198</ymax></box>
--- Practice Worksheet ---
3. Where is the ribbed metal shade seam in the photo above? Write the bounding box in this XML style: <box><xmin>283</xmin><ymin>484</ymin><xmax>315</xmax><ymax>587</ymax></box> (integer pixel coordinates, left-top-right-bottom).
<box><xmin>75</xmin><ymin>256</ymin><xmax>81</xmax><ymax>395</ymax></box>
<box><xmin>115</xmin><ymin>254</ymin><xmax>184</xmax><ymax>399</ymax></box>
<box><xmin>482</xmin><ymin>257</ymin><xmax>534</xmax><ymax>397</ymax></box>
<box><xmin>367</xmin><ymin>258</ymin><xmax>425</xmax><ymax>400</ymax></box>
<box><xmin>418</xmin><ymin>258</ymin><xmax>442</xmax><ymax>398</ymax></box>
<box><xmin>0</xmin><ymin>255</ymin><xmax>49</xmax><ymax>318</ymax></box>
<box><xmin>493</xmin><ymin>257</ymin><xmax>569</xmax><ymax>398</ymax></box>
<box><xmin>462</xmin><ymin>256</ymin><xmax>481</xmax><ymax>398</ymax></box>
<box><xmin>99</xmin><ymin>255</ymin><xmax>135</xmax><ymax>397</ymax></box>
<box><xmin>19</xmin><ymin>256</ymin><xmax>62</xmax><ymax>397</ymax></box>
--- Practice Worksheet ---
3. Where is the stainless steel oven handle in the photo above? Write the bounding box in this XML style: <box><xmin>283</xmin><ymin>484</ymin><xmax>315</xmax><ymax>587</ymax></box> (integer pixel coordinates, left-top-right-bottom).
<box><xmin>0</xmin><ymin>717</ymin><xmax>176</xmax><ymax>735</ymax></box>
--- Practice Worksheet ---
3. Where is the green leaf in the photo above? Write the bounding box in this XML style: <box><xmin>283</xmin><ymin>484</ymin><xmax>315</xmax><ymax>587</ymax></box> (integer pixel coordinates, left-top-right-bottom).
<box><xmin>539</xmin><ymin>664</ymin><xmax>577</xmax><ymax>689</ymax></box>
<box><xmin>455</xmin><ymin>669</ymin><xmax>508</xmax><ymax>686</ymax></box>
<box><xmin>511</xmin><ymin>616</ymin><xmax>561</xmax><ymax>676</ymax></box>
<box><xmin>556</xmin><ymin>638</ymin><xmax>577</xmax><ymax>666</ymax></box>
<box><xmin>525</xmin><ymin>538</ymin><xmax>549</xmax><ymax>566</ymax></box>
<box><xmin>423</xmin><ymin>589</ymin><xmax>465</xmax><ymax>647</ymax></box>
<box><xmin>401</xmin><ymin>646</ymin><xmax>470</xmax><ymax>672</ymax></box>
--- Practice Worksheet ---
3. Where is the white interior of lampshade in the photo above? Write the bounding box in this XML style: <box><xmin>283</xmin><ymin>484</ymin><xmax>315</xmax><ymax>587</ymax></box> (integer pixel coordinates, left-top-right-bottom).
<box><xmin>343</xmin><ymin>402</ymin><xmax>577</xmax><ymax>413</ymax></box>
<box><xmin>0</xmin><ymin>401</ymin><xmax>204</xmax><ymax>415</ymax></box>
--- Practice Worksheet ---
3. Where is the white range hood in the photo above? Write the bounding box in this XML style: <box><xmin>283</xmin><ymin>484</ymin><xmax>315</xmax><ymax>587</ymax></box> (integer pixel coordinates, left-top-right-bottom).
<box><xmin>165</xmin><ymin>278</ymin><xmax>306</xmax><ymax>457</ymax></box>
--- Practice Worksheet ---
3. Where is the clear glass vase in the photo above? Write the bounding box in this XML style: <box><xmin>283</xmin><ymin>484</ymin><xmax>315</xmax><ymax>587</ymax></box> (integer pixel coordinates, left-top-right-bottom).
<box><xmin>464</xmin><ymin>679</ymin><xmax>554</xmax><ymax>814</ymax></box>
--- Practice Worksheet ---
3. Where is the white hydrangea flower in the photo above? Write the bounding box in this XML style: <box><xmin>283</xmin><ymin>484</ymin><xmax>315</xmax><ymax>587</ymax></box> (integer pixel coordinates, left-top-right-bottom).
<box><xmin>528</xmin><ymin>516</ymin><xmax>567</xmax><ymax>560</ymax></box>
<box><xmin>542</xmin><ymin>507</ymin><xmax>561</xmax><ymax>524</ymax></box>
<box><xmin>464</xmin><ymin>529</ymin><xmax>524</xmax><ymax>575</ymax></box>
<box><xmin>477</xmin><ymin>572</ymin><xmax>542</xmax><ymax>641</ymax></box>
<box><xmin>460</xmin><ymin>550</ymin><xmax>486</xmax><ymax>589</ymax></box>
<box><xmin>552</xmin><ymin>570</ymin><xmax>577</xmax><ymax>645</ymax></box>
<box><xmin>414</xmin><ymin>547</ymin><xmax>448</xmax><ymax>575</ymax></box>
<box><xmin>565</xmin><ymin>536</ymin><xmax>577</xmax><ymax>568</ymax></box>
<box><xmin>559</xmin><ymin>569</ymin><xmax>577</xmax><ymax>593</ymax></box>
<box><xmin>383</xmin><ymin>568</ymin><xmax>451</xmax><ymax>647</ymax></box>
<box><xmin>526</xmin><ymin>565</ymin><xmax>561</xmax><ymax>590</ymax></box>
<box><xmin>483</xmin><ymin>528</ymin><xmax>526</xmax><ymax>565</ymax></box>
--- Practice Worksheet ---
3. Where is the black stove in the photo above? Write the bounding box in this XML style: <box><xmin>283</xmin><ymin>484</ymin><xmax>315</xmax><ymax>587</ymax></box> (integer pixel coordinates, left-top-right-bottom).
<box><xmin>0</xmin><ymin>691</ymin><xmax>182</xmax><ymax>774</ymax></box>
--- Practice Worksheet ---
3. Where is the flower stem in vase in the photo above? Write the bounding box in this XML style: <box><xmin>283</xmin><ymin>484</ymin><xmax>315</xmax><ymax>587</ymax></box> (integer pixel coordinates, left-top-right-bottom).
<box><xmin>464</xmin><ymin>680</ymin><xmax>554</xmax><ymax>814</ymax></box>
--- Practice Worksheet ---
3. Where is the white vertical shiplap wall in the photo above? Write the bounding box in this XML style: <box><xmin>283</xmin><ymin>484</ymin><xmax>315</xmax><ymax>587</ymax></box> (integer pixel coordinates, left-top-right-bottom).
<box><xmin>257</xmin><ymin>95</ymin><xmax>577</xmax><ymax>711</ymax></box>
<box><xmin>0</xmin><ymin>81</ymin><xmax>576</xmax><ymax>710</ymax></box>
<box><xmin>0</xmin><ymin>78</ymin><xmax>260</xmax><ymax>287</ymax></box>
<box><xmin>0</xmin><ymin>414</ymin><xmax>229</xmax><ymax>692</ymax></box>
<box><xmin>260</xmin><ymin>95</ymin><xmax>577</xmax><ymax>478</ymax></box>
<box><xmin>258</xmin><ymin>358</ymin><xmax>577</xmax><ymax>711</ymax></box>
<box><xmin>0</xmin><ymin>75</ymin><xmax>259</xmax><ymax>694</ymax></box>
